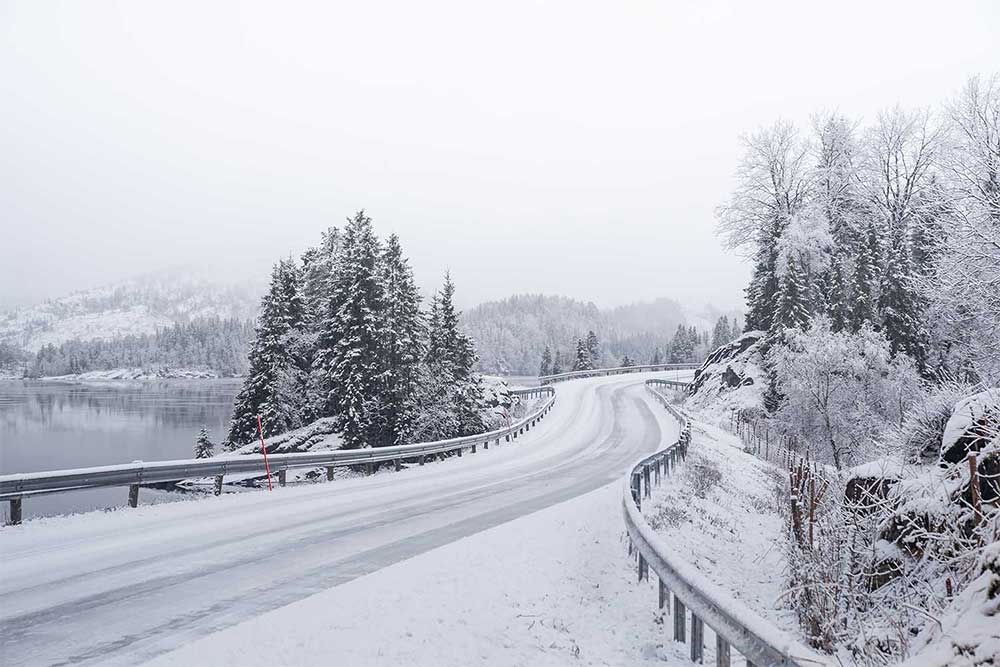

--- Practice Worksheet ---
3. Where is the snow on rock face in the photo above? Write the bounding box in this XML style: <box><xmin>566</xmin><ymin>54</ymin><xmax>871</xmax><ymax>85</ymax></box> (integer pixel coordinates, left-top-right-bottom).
<box><xmin>686</xmin><ymin>331</ymin><xmax>767</xmax><ymax>422</ymax></box>
<box><xmin>940</xmin><ymin>387</ymin><xmax>1000</xmax><ymax>465</ymax></box>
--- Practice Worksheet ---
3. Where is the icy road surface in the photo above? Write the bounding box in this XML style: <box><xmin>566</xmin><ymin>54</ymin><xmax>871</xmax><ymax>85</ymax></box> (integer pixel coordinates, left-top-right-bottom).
<box><xmin>0</xmin><ymin>373</ymin><xmax>686</xmax><ymax>667</ymax></box>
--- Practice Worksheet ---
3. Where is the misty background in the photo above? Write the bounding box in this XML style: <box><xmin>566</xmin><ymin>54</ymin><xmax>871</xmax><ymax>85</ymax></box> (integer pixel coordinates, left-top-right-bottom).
<box><xmin>2</xmin><ymin>0</ymin><xmax>998</xmax><ymax>311</ymax></box>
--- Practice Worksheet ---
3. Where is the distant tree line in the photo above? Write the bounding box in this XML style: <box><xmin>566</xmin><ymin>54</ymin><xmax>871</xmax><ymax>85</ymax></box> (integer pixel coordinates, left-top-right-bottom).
<box><xmin>226</xmin><ymin>211</ymin><xmax>493</xmax><ymax>451</ymax></box>
<box><xmin>536</xmin><ymin>315</ymin><xmax>740</xmax><ymax>376</ymax></box>
<box><xmin>25</xmin><ymin>317</ymin><xmax>254</xmax><ymax>377</ymax></box>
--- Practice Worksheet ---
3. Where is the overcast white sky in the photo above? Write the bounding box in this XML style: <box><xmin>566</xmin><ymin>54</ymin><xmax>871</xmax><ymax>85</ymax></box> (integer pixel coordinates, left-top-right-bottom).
<box><xmin>1</xmin><ymin>1</ymin><xmax>998</xmax><ymax>310</ymax></box>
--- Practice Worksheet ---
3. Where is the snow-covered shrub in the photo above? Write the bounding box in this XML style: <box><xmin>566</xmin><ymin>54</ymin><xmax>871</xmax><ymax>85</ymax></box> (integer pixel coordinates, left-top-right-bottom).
<box><xmin>770</xmin><ymin>317</ymin><xmax>922</xmax><ymax>469</ymax></box>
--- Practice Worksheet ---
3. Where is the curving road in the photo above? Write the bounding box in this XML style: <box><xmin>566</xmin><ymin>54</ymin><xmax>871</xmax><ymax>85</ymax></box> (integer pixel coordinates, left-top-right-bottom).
<box><xmin>0</xmin><ymin>373</ymin><xmax>684</xmax><ymax>667</ymax></box>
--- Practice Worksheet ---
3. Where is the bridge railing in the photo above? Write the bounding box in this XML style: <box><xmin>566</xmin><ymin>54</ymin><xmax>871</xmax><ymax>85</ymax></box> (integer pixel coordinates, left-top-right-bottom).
<box><xmin>0</xmin><ymin>386</ymin><xmax>555</xmax><ymax>526</ymax></box>
<box><xmin>539</xmin><ymin>363</ymin><xmax>700</xmax><ymax>385</ymax></box>
<box><xmin>626</xmin><ymin>383</ymin><xmax>829</xmax><ymax>667</ymax></box>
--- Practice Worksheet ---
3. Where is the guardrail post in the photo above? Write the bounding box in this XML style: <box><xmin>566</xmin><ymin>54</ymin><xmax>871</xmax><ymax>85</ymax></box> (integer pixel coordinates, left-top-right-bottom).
<box><xmin>691</xmin><ymin>613</ymin><xmax>704</xmax><ymax>663</ymax></box>
<box><xmin>637</xmin><ymin>553</ymin><xmax>645</xmax><ymax>582</ymax></box>
<box><xmin>9</xmin><ymin>498</ymin><xmax>22</xmax><ymax>525</ymax></box>
<box><xmin>658</xmin><ymin>578</ymin><xmax>668</xmax><ymax>610</ymax></box>
<box><xmin>716</xmin><ymin>635</ymin><xmax>731</xmax><ymax>667</ymax></box>
<box><xmin>471</xmin><ymin>443</ymin><xmax>477</xmax><ymax>454</ymax></box>
<box><xmin>128</xmin><ymin>483</ymin><xmax>140</xmax><ymax>508</ymax></box>
<box><xmin>457</xmin><ymin>447</ymin><xmax>463</xmax><ymax>457</ymax></box>
<box><xmin>484</xmin><ymin>440</ymin><xmax>489</xmax><ymax>450</ymax></box>
<box><xmin>495</xmin><ymin>438</ymin><xmax>500</xmax><ymax>448</ymax></box>
<box><xmin>419</xmin><ymin>455</ymin><xmax>425</xmax><ymax>466</ymax></box>
<box><xmin>214</xmin><ymin>475</ymin><xmax>224</xmax><ymax>496</ymax></box>
<box><xmin>278</xmin><ymin>469</ymin><xmax>287</xmax><ymax>487</ymax></box>
<box><xmin>327</xmin><ymin>466</ymin><xmax>336</xmax><ymax>480</ymax></box>
<box><xmin>644</xmin><ymin>465</ymin><xmax>651</xmax><ymax>498</ymax></box>
<box><xmin>394</xmin><ymin>459</ymin><xmax>401</xmax><ymax>471</ymax></box>
<box><xmin>673</xmin><ymin>597</ymin><xmax>686</xmax><ymax>642</ymax></box>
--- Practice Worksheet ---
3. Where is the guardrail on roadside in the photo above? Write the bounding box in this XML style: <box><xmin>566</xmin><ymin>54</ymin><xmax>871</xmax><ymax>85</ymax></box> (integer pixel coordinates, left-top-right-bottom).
<box><xmin>646</xmin><ymin>377</ymin><xmax>692</xmax><ymax>392</ymax></box>
<box><xmin>0</xmin><ymin>386</ymin><xmax>555</xmax><ymax>526</ymax></box>
<box><xmin>539</xmin><ymin>363</ymin><xmax>700</xmax><ymax>385</ymax></box>
<box><xmin>627</xmin><ymin>383</ymin><xmax>828</xmax><ymax>667</ymax></box>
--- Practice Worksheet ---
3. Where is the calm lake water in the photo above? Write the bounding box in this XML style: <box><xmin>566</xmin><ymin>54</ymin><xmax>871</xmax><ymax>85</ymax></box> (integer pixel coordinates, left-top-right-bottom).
<box><xmin>0</xmin><ymin>379</ymin><xmax>242</xmax><ymax>520</ymax></box>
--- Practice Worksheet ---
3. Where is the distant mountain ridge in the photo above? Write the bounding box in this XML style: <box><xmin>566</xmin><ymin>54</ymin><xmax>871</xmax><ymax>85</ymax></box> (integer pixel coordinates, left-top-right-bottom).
<box><xmin>461</xmin><ymin>293</ymin><xmax>741</xmax><ymax>375</ymax></box>
<box><xmin>0</xmin><ymin>272</ymin><xmax>261</xmax><ymax>353</ymax></box>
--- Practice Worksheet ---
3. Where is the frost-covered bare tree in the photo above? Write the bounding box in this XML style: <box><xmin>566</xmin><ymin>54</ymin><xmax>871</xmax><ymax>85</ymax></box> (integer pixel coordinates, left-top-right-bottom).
<box><xmin>770</xmin><ymin>317</ymin><xmax>921</xmax><ymax>469</ymax></box>
<box><xmin>860</xmin><ymin>107</ymin><xmax>945</xmax><ymax>369</ymax></box>
<box><xmin>930</xmin><ymin>75</ymin><xmax>1000</xmax><ymax>383</ymax></box>
<box><xmin>717</xmin><ymin>120</ymin><xmax>813</xmax><ymax>331</ymax></box>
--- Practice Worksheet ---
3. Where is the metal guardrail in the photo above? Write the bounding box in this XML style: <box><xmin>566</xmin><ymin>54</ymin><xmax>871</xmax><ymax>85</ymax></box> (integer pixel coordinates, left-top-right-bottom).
<box><xmin>646</xmin><ymin>377</ymin><xmax>693</xmax><ymax>392</ymax></box>
<box><xmin>625</xmin><ymin>382</ymin><xmax>829</xmax><ymax>667</ymax></box>
<box><xmin>0</xmin><ymin>386</ymin><xmax>555</xmax><ymax>525</ymax></box>
<box><xmin>539</xmin><ymin>362</ymin><xmax>700</xmax><ymax>385</ymax></box>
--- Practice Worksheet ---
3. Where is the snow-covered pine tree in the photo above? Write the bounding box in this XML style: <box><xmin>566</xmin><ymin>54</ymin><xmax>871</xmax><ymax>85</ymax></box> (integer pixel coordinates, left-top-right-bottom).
<box><xmin>539</xmin><ymin>346</ymin><xmax>552</xmax><ymax>377</ymax></box>
<box><xmin>226</xmin><ymin>258</ymin><xmax>307</xmax><ymax>449</ymax></box>
<box><xmin>551</xmin><ymin>350</ymin><xmax>563</xmax><ymax>375</ymax></box>
<box><xmin>851</xmin><ymin>222</ymin><xmax>880</xmax><ymax>330</ymax></box>
<box><xmin>879</xmin><ymin>241</ymin><xmax>927</xmax><ymax>371</ymax></box>
<box><xmin>573</xmin><ymin>338</ymin><xmax>592</xmax><ymax>371</ymax></box>
<box><xmin>325</xmin><ymin>211</ymin><xmax>386</xmax><ymax>449</ymax></box>
<box><xmin>300</xmin><ymin>227</ymin><xmax>341</xmax><ymax>418</ymax></box>
<box><xmin>621</xmin><ymin>354</ymin><xmax>635</xmax><ymax>367</ymax></box>
<box><xmin>377</xmin><ymin>233</ymin><xmax>424</xmax><ymax>447</ymax></box>
<box><xmin>651</xmin><ymin>346</ymin><xmax>662</xmax><ymax>365</ymax></box>
<box><xmin>776</xmin><ymin>256</ymin><xmax>810</xmax><ymax>330</ymax></box>
<box><xmin>585</xmin><ymin>330</ymin><xmax>600</xmax><ymax>368</ymax></box>
<box><xmin>194</xmin><ymin>427</ymin><xmax>214</xmax><ymax>459</ymax></box>
<box><xmin>712</xmin><ymin>315</ymin><xmax>731</xmax><ymax>348</ymax></box>
<box><xmin>417</xmin><ymin>273</ymin><xmax>486</xmax><ymax>438</ymax></box>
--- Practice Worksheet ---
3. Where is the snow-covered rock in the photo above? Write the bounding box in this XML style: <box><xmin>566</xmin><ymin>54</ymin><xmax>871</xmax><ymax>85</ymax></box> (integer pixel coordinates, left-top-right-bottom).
<box><xmin>686</xmin><ymin>331</ymin><xmax>767</xmax><ymax>421</ymax></box>
<box><xmin>940</xmin><ymin>387</ymin><xmax>1000</xmax><ymax>464</ymax></box>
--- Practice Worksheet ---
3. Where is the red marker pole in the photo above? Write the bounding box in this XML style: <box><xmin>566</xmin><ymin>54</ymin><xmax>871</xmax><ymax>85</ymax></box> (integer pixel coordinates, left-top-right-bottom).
<box><xmin>256</xmin><ymin>414</ymin><xmax>273</xmax><ymax>491</ymax></box>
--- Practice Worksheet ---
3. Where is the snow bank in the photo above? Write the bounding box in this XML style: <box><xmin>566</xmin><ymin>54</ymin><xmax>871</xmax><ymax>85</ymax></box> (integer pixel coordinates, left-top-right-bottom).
<box><xmin>940</xmin><ymin>387</ymin><xmax>1000</xmax><ymax>464</ymax></box>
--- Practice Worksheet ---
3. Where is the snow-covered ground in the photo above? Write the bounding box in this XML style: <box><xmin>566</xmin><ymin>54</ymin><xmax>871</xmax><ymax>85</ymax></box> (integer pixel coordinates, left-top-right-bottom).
<box><xmin>143</xmin><ymin>482</ymin><xmax>693</xmax><ymax>667</ymax></box>
<box><xmin>0</xmin><ymin>372</ymin><xmax>691</xmax><ymax>667</ymax></box>
<box><xmin>642</xmin><ymin>413</ymin><xmax>799</xmax><ymax>652</ymax></box>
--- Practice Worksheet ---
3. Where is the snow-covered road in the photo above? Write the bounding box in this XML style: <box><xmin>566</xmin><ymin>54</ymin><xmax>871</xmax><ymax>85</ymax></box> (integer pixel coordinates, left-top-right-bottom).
<box><xmin>0</xmin><ymin>373</ymin><xmax>684</xmax><ymax>667</ymax></box>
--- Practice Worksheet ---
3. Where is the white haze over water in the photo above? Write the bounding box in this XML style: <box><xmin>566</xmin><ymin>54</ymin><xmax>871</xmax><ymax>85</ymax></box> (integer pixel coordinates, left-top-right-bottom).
<box><xmin>1</xmin><ymin>0</ymin><xmax>998</xmax><ymax>310</ymax></box>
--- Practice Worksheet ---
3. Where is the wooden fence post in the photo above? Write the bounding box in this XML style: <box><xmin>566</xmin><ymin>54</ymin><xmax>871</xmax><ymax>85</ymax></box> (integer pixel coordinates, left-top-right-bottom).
<box><xmin>658</xmin><ymin>578</ymin><xmax>668</xmax><ymax>610</ymax></box>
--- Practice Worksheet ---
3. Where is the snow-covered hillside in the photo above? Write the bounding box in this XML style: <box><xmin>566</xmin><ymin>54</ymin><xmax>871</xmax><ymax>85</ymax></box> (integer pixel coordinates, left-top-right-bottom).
<box><xmin>0</xmin><ymin>273</ymin><xmax>261</xmax><ymax>353</ymax></box>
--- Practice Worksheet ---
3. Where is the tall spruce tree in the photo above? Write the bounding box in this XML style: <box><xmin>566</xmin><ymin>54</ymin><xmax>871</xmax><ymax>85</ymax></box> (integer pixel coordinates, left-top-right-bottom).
<box><xmin>776</xmin><ymin>257</ymin><xmax>810</xmax><ymax>330</ymax></box>
<box><xmin>377</xmin><ymin>234</ymin><xmax>424</xmax><ymax>446</ymax></box>
<box><xmin>539</xmin><ymin>346</ymin><xmax>552</xmax><ymax>377</ymax></box>
<box><xmin>574</xmin><ymin>338</ymin><xmax>592</xmax><ymax>371</ymax></box>
<box><xmin>326</xmin><ymin>211</ymin><xmax>386</xmax><ymax>449</ymax></box>
<box><xmin>851</xmin><ymin>222</ymin><xmax>880</xmax><ymax>329</ymax></box>
<box><xmin>420</xmin><ymin>273</ymin><xmax>485</xmax><ymax>438</ymax></box>
<box><xmin>879</xmin><ymin>241</ymin><xmax>927</xmax><ymax>370</ymax></box>
<box><xmin>585</xmin><ymin>330</ymin><xmax>600</xmax><ymax>368</ymax></box>
<box><xmin>226</xmin><ymin>258</ymin><xmax>307</xmax><ymax>449</ymax></box>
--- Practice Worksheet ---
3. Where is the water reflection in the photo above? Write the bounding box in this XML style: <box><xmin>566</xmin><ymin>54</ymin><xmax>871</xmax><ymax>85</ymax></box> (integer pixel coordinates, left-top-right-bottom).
<box><xmin>0</xmin><ymin>379</ymin><xmax>241</xmax><ymax>519</ymax></box>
